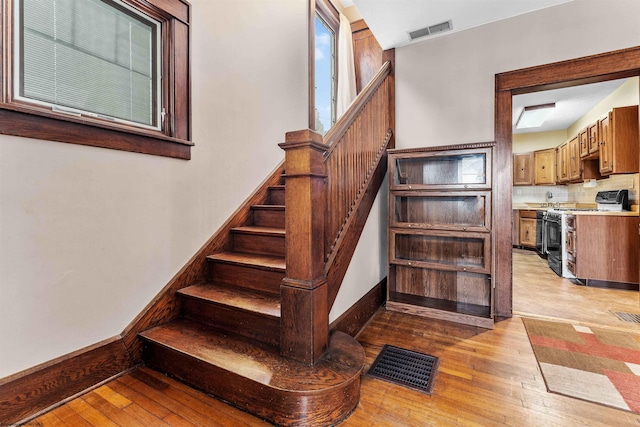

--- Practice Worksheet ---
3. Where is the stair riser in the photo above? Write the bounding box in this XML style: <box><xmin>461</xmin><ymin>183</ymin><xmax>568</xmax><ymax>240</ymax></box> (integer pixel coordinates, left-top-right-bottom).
<box><xmin>208</xmin><ymin>262</ymin><xmax>283</xmax><ymax>295</ymax></box>
<box><xmin>181</xmin><ymin>297</ymin><xmax>279</xmax><ymax>347</ymax></box>
<box><xmin>232</xmin><ymin>232</ymin><xmax>285</xmax><ymax>257</ymax></box>
<box><xmin>142</xmin><ymin>342</ymin><xmax>362</xmax><ymax>427</ymax></box>
<box><xmin>253</xmin><ymin>209</ymin><xmax>285</xmax><ymax>228</ymax></box>
<box><xmin>269</xmin><ymin>188</ymin><xmax>285</xmax><ymax>205</ymax></box>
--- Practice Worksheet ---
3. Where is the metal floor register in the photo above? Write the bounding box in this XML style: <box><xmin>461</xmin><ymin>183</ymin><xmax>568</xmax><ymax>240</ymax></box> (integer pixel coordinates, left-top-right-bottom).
<box><xmin>367</xmin><ymin>345</ymin><xmax>439</xmax><ymax>395</ymax></box>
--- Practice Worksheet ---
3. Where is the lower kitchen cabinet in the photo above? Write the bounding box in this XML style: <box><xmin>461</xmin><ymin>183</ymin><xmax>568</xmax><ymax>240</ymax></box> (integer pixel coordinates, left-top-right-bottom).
<box><xmin>566</xmin><ymin>214</ymin><xmax>639</xmax><ymax>285</ymax></box>
<box><xmin>518</xmin><ymin>210</ymin><xmax>537</xmax><ymax>248</ymax></box>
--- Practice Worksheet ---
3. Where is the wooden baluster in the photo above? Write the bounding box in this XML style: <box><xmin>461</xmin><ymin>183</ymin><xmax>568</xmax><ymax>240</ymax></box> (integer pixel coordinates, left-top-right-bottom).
<box><xmin>278</xmin><ymin>129</ymin><xmax>330</xmax><ymax>365</ymax></box>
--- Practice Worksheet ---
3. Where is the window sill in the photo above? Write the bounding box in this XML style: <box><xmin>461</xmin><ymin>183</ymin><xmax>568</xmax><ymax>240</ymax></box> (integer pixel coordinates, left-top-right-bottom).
<box><xmin>0</xmin><ymin>103</ymin><xmax>192</xmax><ymax>160</ymax></box>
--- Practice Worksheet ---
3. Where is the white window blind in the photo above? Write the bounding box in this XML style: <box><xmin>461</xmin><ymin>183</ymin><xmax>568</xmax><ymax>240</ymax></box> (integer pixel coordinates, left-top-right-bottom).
<box><xmin>17</xmin><ymin>0</ymin><xmax>160</xmax><ymax>128</ymax></box>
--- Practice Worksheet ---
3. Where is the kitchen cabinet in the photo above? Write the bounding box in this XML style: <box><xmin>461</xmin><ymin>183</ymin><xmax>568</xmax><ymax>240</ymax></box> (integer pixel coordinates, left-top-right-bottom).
<box><xmin>533</xmin><ymin>148</ymin><xmax>555</xmax><ymax>185</ymax></box>
<box><xmin>387</xmin><ymin>143</ymin><xmax>494</xmax><ymax>329</ymax></box>
<box><xmin>566</xmin><ymin>214</ymin><xmax>639</xmax><ymax>285</ymax></box>
<box><xmin>519</xmin><ymin>216</ymin><xmax>536</xmax><ymax>247</ymax></box>
<box><xmin>512</xmin><ymin>210</ymin><xmax>520</xmax><ymax>246</ymax></box>
<box><xmin>513</xmin><ymin>152</ymin><xmax>533</xmax><ymax>186</ymax></box>
<box><xmin>599</xmin><ymin>105</ymin><xmax>639</xmax><ymax>175</ymax></box>
<box><xmin>587</xmin><ymin>122</ymin><xmax>600</xmax><ymax>156</ymax></box>
<box><xmin>558</xmin><ymin>142</ymin><xmax>569</xmax><ymax>182</ymax></box>
<box><xmin>579</xmin><ymin>128</ymin><xmax>589</xmax><ymax>158</ymax></box>
<box><xmin>568</xmin><ymin>136</ymin><xmax>581</xmax><ymax>181</ymax></box>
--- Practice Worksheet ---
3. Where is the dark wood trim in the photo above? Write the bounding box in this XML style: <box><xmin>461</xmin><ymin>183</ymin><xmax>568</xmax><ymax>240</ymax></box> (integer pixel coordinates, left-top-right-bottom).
<box><xmin>496</xmin><ymin>46</ymin><xmax>640</xmax><ymax>92</ymax></box>
<box><xmin>0</xmin><ymin>107</ymin><xmax>192</xmax><ymax>159</ymax></box>
<box><xmin>382</xmin><ymin>49</ymin><xmax>395</xmax><ymax>150</ymax></box>
<box><xmin>0</xmin><ymin>337</ymin><xmax>131</xmax><ymax>425</ymax></box>
<box><xmin>329</xmin><ymin>277</ymin><xmax>386</xmax><ymax>337</ymax></box>
<box><xmin>0</xmin><ymin>0</ymin><xmax>192</xmax><ymax>159</ymax></box>
<box><xmin>121</xmin><ymin>161</ymin><xmax>286</xmax><ymax>364</ymax></box>
<box><xmin>350</xmin><ymin>19</ymin><xmax>369</xmax><ymax>34</ymax></box>
<box><xmin>494</xmin><ymin>46</ymin><xmax>640</xmax><ymax>318</ymax></box>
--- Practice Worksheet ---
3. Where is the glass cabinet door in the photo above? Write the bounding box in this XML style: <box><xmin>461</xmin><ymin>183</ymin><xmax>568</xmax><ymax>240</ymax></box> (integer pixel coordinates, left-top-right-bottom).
<box><xmin>390</xmin><ymin>147</ymin><xmax>491</xmax><ymax>190</ymax></box>
<box><xmin>390</xmin><ymin>230</ymin><xmax>491</xmax><ymax>274</ymax></box>
<box><xmin>391</xmin><ymin>191</ymin><xmax>491</xmax><ymax>232</ymax></box>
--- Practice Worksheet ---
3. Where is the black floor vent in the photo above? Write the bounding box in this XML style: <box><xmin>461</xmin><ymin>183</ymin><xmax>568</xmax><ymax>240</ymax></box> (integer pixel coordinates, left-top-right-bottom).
<box><xmin>367</xmin><ymin>345</ymin><xmax>439</xmax><ymax>394</ymax></box>
<box><xmin>613</xmin><ymin>311</ymin><xmax>640</xmax><ymax>323</ymax></box>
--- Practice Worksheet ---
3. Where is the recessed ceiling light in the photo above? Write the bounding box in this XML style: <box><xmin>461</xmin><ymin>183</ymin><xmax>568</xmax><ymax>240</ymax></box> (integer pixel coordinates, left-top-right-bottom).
<box><xmin>516</xmin><ymin>103</ymin><xmax>556</xmax><ymax>129</ymax></box>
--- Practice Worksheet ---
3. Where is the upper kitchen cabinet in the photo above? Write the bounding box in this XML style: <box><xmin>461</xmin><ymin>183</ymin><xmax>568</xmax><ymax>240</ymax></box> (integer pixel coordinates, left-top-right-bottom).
<box><xmin>587</xmin><ymin>122</ymin><xmax>600</xmax><ymax>156</ymax></box>
<box><xmin>599</xmin><ymin>105</ymin><xmax>639</xmax><ymax>176</ymax></box>
<box><xmin>533</xmin><ymin>148</ymin><xmax>555</xmax><ymax>185</ymax></box>
<box><xmin>513</xmin><ymin>152</ymin><xmax>533</xmax><ymax>186</ymax></box>
<box><xmin>568</xmin><ymin>136</ymin><xmax>581</xmax><ymax>181</ymax></box>
<box><xmin>558</xmin><ymin>142</ymin><xmax>569</xmax><ymax>182</ymax></box>
<box><xmin>392</xmin><ymin>147</ymin><xmax>492</xmax><ymax>190</ymax></box>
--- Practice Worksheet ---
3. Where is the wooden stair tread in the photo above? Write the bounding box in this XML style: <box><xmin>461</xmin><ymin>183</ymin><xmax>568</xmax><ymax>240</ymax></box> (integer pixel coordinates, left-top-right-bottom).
<box><xmin>230</xmin><ymin>226</ymin><xmax>285</xmax><ymax>236</ymax></box>
<box><xmin>207</xmin><ymin>252</ymin><xmax>285</xmax><ymax>271</ymax></box>
<box><xmin>178</xmin><ymin>283</ymin><xmax>280</xmax><ymax>318</ymax></box>
<box><xmin>140</xmin><ymin>319</ymin><xmax>364</xmax><ymax>391</ymax></box>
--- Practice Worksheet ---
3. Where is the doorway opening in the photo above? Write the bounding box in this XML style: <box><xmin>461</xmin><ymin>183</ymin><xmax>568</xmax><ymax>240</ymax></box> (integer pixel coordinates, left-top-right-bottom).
<box><xmin>493</xmin><ymin>46</ymin><xmax>640</xmax><ymax>329</ymax></box>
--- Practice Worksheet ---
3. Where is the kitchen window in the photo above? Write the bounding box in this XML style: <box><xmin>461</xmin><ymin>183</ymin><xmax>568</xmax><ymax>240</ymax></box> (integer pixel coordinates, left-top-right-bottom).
<box><xmin>0</xmin><ymin>0</ymin><xmax>191</xmax><ymax>159</ymax></box>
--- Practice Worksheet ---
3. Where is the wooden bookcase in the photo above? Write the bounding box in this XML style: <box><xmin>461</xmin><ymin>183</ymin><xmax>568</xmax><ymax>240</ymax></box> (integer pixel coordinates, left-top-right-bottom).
<box><xmin>387</xmin><ymin>143</ymin><xmax>494</xmax><ymax>329</ymax></box>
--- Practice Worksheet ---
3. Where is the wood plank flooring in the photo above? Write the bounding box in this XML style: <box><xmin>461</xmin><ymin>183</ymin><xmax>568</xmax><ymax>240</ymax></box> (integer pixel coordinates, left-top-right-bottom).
<box><xmin>32</xmin><ymin>308</ymin><xmax>640</xmax><ymax>426</ymax></box>
<box><xmin>513</xmin><ymin>249</ymin><xmax>640</xmax><ymax>333</ymax></box>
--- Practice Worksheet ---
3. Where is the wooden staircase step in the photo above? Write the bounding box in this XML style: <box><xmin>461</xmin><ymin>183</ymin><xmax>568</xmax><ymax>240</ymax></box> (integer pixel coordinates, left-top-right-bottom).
<box><xmin>178</xmin><ymin>283</ymin><xmax>280</xmax><ymax>346</ymax></box>
<box><xmin>207</xmin><ymin>252</ymin><xmax>285</xmax><ymax>271</ymax></box>
<box><xmin>140</xmin><ymin>319</ymin><xmax>365</xmax><ymax>427</ymax></box>
<box><xmin>207</xmin><ymin>252</ymin><xmax>285</xmax><ymax>294</ymax></box>
<box><xmin>251</xmin><ymin>205</ymin><xmax>285</xmax><ymax>228</ymax></box>
<box><xmin>268</xmin><ymin>185</ymin><xmax>285</xmax><ymax>205</ymax></box>
<box><xmin>231</xmin><ymin>226</ymin><xmax>285</xmax><ymax>256</ymax></box>
<box><xmin>179</xmin><ymin>282</ymin><xmax>280</xmax><ymax>317</ymax></box>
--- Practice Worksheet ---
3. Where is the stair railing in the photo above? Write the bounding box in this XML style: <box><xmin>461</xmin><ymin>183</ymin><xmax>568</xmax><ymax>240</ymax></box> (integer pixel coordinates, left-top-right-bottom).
<box><xmin>279</xmin><ymin>58</ymin><xmax>394</xmax><ymax>365</ymax></box>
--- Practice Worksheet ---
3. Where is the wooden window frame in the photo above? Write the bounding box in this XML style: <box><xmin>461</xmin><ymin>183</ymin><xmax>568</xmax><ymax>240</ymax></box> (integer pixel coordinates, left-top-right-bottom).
<box><xmin>309</xmin><ymin>0</ymin><xmax>338</xmax><ymax>131</ymax></box>
<box><xmin>0</xmin><ymin>0</ymin><xmax>192</xmax><ymax>160</ymax></box>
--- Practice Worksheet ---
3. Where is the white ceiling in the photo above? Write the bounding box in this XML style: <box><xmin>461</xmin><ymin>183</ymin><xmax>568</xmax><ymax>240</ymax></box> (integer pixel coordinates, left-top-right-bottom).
<box><xmin>512</xmin><ymin>79</ymin><xmax>628</xmax><ymax>134</ymax></box>
<box><xmin>347</xmin><ymin>0</ymin><xmax>573</xmax><ymax>50</ymax></box>
<box><xmin>342</xmin><ymin>0</ymin><xmax>625</xmax><ymax>135</ymax></box>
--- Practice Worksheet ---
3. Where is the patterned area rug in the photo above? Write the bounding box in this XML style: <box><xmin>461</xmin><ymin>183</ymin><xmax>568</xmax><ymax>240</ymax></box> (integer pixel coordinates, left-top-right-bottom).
<box><xmin>523</xmin><ymin>318</ymin><xmax>640</xmax><ymax>414</ymax></box>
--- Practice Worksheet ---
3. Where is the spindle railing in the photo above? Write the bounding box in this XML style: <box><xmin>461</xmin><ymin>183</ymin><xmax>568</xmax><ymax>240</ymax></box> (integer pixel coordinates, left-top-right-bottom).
<box><xmin>279</xmin><ymin>59</ymin><xmax>394</xmax><ymax>365</ymax></box>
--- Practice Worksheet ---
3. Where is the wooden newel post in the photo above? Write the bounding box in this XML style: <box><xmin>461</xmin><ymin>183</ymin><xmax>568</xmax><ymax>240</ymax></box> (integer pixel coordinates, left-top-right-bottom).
<box><xmin>278</xmin><ymin>129</ymin><xmax>330</xmax><ymax>365</ymax></box>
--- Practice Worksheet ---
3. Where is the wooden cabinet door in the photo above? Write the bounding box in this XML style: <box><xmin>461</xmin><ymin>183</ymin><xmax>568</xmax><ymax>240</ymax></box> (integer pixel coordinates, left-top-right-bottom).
<box><xmin>587</xmin><ymin>122</ymin><xmax>599</xmax><ymax>155</ymax></box>
<box><xmin>513</xmin><ymin>152</ymin><xmax>533</xmax><ymax>186</ymax></box>
<box><xmin>579</xmin><ymin>129</ymin><xmax>589</xmax><ymax>157</ymax></box>
<box><xmin>534</xmin><ymin>148</ymin><xmax>555</xmax><ymax>185</ymax></box>
<box><xmin>599</xmin><ymin>113</ymin><xmax>612</xmax><ymax>174</ymax></box>
<box><xmin>568</xmin><ymin>137</ymin><xmax>581</xmax><ymax>181</ymax></box>
<box><xmin>558</xmin><ymin>143</ymin><xmax>569</xmax><ymax>182</ymax></box>
<box><xmin>519</xmin><ymin>218</ymin><xmax>536</xmax><ymax>247</ymax></box>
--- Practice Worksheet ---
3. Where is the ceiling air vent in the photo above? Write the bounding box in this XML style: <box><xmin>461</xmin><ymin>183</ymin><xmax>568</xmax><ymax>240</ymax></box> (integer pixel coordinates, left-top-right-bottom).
<box><xmin>408</xmin><ymin>20</ymin><xmax>453</xmax><ymax>41</ymax></box>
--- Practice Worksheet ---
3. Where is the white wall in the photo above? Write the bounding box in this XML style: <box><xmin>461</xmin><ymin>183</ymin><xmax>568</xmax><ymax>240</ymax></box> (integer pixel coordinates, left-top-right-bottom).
<box><xmin>395</xmin><ymin>0</ymin><xmax>640</xmax><ymax>149</ymax></box>
<box><xmin>0</xmin><ymin>0</ymin><xmax>308</xmax><ymax>378</ymax></box>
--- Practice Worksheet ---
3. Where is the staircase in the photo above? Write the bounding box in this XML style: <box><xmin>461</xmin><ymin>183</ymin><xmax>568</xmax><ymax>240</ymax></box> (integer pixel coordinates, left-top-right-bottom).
<box><xmin>139</xmin><ymin>180</ymin><xmax>365</xmax><ymax>427</ymax></box>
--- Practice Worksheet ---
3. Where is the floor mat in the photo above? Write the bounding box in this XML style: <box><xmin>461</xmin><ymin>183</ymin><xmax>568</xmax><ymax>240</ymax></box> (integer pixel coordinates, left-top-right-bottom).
<box><xmin>523</xmin><ymin>317</ymin><xmax>640</xmax><ymax>414</ymax></box>
<box><xmin>367</xmin><ymin>345</ymin><xmax>439</xmax><ymax>394</ymax></box>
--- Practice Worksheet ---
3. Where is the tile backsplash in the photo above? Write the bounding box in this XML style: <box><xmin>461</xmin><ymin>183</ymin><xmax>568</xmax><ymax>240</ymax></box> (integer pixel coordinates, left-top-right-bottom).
<box><xmin>512</xmin><ymin>173</ymin><xmax>638</xmax><ymax>205</ymax></box>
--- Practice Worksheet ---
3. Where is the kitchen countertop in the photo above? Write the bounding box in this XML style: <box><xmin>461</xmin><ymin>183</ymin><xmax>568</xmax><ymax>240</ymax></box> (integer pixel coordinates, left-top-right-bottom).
<box><xmin>512</xmin><ymin>203</ymin><xmax>639</xmax><ymax>216</ymax></box>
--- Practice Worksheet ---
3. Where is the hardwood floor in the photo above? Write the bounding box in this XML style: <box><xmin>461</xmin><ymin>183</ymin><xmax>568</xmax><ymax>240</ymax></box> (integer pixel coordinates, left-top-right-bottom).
<box><xmin>32</xmin><ymin>308</ymin><xmax>640</xmax><ymax>426</ymax></box>
<box><xmin>513</xmin><ymin>249</ymin><xmax>640</xmax><ymax>333</ymax></box>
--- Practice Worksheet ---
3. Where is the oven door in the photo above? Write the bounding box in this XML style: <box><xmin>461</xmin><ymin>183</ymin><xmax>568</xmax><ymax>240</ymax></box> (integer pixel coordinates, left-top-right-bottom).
<box><xmin>545</xmin><ymin>215</ymin><xmax>562</xmax><ymax>259</ymax></box>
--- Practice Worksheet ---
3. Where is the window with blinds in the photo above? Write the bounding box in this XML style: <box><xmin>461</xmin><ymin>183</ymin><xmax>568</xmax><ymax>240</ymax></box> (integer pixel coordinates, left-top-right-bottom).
<box><xmin>15</xmin><ymin>0</ymin><xmax>161</xmax><ymax>130</ymax></box>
